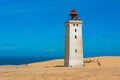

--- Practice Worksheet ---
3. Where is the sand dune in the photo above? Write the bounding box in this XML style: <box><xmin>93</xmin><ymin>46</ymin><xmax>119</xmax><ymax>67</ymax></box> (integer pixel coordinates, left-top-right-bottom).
<box><xmin>29</xmin><ymin>56</ymin><xmax>120</xmax><ymax>67</ymax></box>
<box><xmin>84</xmin><ymin>56</ymin><xmax>120</xmax><ymax>67</ymax></box>
<box><xmin>0</xmin><ymin>56</ymin><xmax>120</xmax><ymax>80</ymax></box>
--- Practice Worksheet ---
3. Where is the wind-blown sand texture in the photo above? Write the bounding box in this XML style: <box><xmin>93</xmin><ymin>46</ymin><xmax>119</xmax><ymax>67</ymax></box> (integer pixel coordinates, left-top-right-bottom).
<box><xmin>0</xmin><ymin>56</ymin><xmax>120</xmax><ymax>80</ymax></box>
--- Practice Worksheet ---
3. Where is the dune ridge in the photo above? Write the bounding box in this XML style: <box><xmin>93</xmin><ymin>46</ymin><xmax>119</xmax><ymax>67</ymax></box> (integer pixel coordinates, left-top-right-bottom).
<box><xmin>29</xmin><ymin>56</ymin><xmax>120</xmax><ymax>67</ymax></box>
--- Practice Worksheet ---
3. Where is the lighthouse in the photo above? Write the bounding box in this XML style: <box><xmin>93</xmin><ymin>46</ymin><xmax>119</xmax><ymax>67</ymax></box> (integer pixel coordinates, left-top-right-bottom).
<box><xmin>64</xmin><ymin>10</ymin><xmax>83</xmax><ymax>67</ymax></box>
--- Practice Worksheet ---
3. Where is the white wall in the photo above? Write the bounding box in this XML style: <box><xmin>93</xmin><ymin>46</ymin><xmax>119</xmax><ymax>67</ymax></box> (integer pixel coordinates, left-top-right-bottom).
<box><xmin>64</xmin><ymin>20</ymin><xmax>83</xmax><ymax>67</ymax></box>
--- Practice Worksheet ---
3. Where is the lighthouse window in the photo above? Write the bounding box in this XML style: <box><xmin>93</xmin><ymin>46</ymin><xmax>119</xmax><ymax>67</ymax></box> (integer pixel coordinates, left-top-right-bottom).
<box><xmin>77</xmin><ymin>24</ymin><xmax>79</xmax><ymax>26</ymax></box>
<box><xmin>75</xmin><ymin>29</ymin><xmax>77</xmax><ymax>32</ymax></box>
<box><xmin>75</xmin><ymin>49</ymin><xmax>77</xmax><ymax>53</ymax></box>
<box><xmin>73</xmin><ymin>24</ymin><xmax>75</xmax><ymax>26</ymax></box>
<box><xmin>75</xmin><ymin>35</ymin><xmax>77</xmax><ymax>39</ymax></box>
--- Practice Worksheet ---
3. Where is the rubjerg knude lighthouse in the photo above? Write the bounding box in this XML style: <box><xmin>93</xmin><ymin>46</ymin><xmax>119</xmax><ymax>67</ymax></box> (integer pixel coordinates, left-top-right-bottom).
<box><xmin>64</xmin><ymin>10</ymin><xmax>83</xmax><ymax>67</ymax></box>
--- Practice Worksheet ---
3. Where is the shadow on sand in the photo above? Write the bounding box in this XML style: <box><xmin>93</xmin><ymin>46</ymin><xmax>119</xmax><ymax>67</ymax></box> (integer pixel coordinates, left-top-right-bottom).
<box><xmin>54</xmin><ymin>65</ymin><xmax>65</xmax><ymax>67</ymax></box>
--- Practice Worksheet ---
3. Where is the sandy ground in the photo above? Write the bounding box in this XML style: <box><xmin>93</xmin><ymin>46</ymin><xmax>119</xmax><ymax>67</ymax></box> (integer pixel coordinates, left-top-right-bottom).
<box><xmin>0</xmin><ymin>56</ymin><xmax>120</xmax><ymax>80</ymax></box>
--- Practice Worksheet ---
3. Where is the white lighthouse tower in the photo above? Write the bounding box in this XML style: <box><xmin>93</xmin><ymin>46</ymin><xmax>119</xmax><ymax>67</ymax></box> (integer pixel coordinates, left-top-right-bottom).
<box><xmin>64</xmin><ymin>10</ymin><xmax>83</xmax><ymax>67</ymax></box>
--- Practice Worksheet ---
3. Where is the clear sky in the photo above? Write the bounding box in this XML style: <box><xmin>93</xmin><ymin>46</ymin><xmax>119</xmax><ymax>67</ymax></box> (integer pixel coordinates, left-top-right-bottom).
<box><xmin>0</xmin><ymin>0</ymin><xmax>120</xmax><ymax>57</ymax></box>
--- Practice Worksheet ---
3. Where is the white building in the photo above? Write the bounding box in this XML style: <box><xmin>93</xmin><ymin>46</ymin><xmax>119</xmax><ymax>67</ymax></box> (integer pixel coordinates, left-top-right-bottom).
<box><xmin>64</xmin><ymin>10</ymin><xmax>83</xmax><ymax>67</ymax></box>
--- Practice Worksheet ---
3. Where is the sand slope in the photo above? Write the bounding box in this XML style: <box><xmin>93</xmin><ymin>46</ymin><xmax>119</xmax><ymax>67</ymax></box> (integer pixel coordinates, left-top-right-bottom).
<box><xmin>84</xmin><ymin>56</ymin><xmax>120</xmax><ymax>67</ymax></box>
<box><xmin>29</xmin><ymin>56</ymin><xmax>120</xmax><ymax>67</ymax></box>
<box><xmin>0</xmin><ymin>56</ymin><xmax>120</xmax><ymax>80</ymax></box>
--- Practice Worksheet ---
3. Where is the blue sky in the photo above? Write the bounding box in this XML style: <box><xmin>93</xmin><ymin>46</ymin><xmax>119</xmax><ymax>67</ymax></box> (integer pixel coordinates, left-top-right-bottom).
<box><xmin>0</xmin><ymin>0</ymin><xmax>120</xmax><ymax>57</ymax></box>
